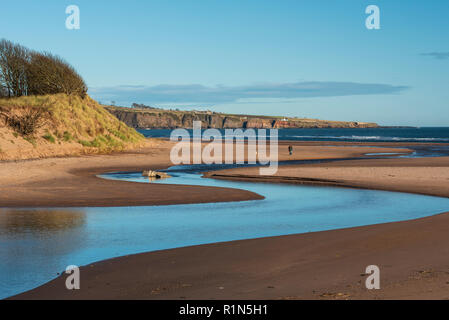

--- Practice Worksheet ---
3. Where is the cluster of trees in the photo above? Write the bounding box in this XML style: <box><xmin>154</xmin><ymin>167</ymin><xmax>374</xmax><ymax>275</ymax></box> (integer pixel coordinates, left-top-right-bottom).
<box><xmin>131</xmin><ymin>103</ymin><xmax>161</xmax><ymax>110</ymax></box>
<box><xmin>0</xmin><ymin>39</ymin><xmax>87</xmax><ymax>98</ymax></box>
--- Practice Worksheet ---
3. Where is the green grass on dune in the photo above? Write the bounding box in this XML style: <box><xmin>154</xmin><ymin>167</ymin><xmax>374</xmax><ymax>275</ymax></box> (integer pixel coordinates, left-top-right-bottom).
<box><xmin>0</xmin><ymin>94</ymin><xmax>144</xmax><ymax>152</ymax></box>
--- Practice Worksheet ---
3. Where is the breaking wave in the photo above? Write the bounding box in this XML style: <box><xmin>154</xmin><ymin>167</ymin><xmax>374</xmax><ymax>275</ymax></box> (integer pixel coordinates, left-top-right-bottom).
<box><xmin>289</xmin><ymin>135</ymin><xmax>449</xmax><ymax>142</ymax></box>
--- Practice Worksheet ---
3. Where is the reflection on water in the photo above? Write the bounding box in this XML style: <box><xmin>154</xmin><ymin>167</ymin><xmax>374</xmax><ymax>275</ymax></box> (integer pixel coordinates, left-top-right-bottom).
<box><xmin>2</xmin><ymin>171</ymin><xmax>449</xmax><ymax>299</ymax></box>
<box><xmin>0</xmin><ymin>209</ymin><xmax>86</xmax><ymax>236</ymax></box>
<box><xmin>0</xmin><ymin>209</ymin><xmax>87</xmax><ymax>299</ymax></box>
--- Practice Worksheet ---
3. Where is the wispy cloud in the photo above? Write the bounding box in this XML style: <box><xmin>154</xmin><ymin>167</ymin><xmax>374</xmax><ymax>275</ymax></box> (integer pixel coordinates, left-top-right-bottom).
<box><xmin>90</xmin><ymin>81</ymin><xmax>409</xmax><ymax>105</ymax></box>
<box><xmin>421</xmin><ymin>52</ymin><xmax>449</xmax><ymax>60</ymax></box>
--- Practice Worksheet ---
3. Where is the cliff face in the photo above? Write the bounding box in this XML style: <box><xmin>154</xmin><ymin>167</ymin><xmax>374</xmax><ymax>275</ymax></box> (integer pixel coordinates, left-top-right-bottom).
<box><xmin>105</xmin><ymin>107</ymin><xmax>379</xmax><ymax>129</ymax></box>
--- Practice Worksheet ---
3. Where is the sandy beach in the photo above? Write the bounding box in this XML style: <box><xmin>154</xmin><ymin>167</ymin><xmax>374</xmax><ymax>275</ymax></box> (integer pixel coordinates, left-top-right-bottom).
<box><xmin>5</xmin><ymin>141</ymin><xmax>449</xmax><ymax>300</ymax></box>
<box><xmin>0</xmin><ymin>140</ymin><xmax>411</xmax><ymax>207</ymax></box>
<box><xmin>3</xmin><ymin>1</ymin><xmax>449</xmax><ymax>304</ymax></box>
<box><xmin>206</xmin><ymin>156</ymin><xmax>449</xmax><ymax>198</ymax></box>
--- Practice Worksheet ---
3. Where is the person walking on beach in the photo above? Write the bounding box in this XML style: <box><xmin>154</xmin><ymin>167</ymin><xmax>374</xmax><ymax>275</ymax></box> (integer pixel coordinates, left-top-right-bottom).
<box><xmin>288</xmin><ymin>145</ymin><xmax>293</xmax><ymax>156</ymax></box>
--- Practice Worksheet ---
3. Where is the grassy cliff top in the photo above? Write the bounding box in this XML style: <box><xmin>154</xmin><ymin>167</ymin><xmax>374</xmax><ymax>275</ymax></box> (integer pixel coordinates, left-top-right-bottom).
<box><xmin>0</xmin><ymin>94</ymin><xmax>145</xmax><ymax>160</ymax></box>
<box><xmin>105</xmin><ymin>105</ymin><xmax>300</xmax><ymax>120</ymax></box>
<box><xmin>105</xmin><ymin>105</ymin><xmax>379</xmax><ymax>128</ymax></box>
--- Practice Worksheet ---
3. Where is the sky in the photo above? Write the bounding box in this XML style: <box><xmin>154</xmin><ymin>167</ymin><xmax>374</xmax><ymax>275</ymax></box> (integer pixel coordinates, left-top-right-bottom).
<box><xmin>1</xmin><ymin>0</ymin><xmax>448</xmax><ymax>126</ymax></box>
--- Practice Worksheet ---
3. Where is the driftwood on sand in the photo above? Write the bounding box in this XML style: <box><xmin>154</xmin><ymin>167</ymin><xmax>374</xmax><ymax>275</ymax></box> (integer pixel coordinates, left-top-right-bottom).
<box><xmin>142</xmin><ymin>170</ymin><xmax>171</xmax><ymax>179</ymax></box>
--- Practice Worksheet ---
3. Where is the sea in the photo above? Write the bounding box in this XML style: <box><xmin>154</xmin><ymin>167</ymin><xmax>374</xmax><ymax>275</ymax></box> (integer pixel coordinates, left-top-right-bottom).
<box><xmin>138</xmin><ymin>127</ymin><xmax>449</xmax><ymax>143</ymax></box>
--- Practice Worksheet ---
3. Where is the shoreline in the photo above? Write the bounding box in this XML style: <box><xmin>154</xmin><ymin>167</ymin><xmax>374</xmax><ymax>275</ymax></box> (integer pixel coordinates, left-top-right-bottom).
<box><xmin>0</xmin><ymin>140</ymin><xmax>415</xmax><ymax>208</ymax></box>
<box><xmin>205</xmin><ymin>155</ymin><xmax>449</xmax><ymax>199</ymax></box>
<box><xmin>4</xmin><ymin>140</ymin><xmax>449</xmax><ymax>299</ymax></box>
<box><xmin>0</xmin><ymin>143</ymin><xmax>263</xmax><ymax>208</ymax></box>
<box><xmin>11</xmin><ymin>210</ymin><xmax>449</xmax><ymax>300</ymax></box>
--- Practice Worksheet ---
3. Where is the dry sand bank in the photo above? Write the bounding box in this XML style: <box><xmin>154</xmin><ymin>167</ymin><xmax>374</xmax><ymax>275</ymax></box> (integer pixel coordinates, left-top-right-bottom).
<box><xmin>206</xmin><ymin>156</ymin><xmax>449</xmax><ymax>198</ymax></box>
<box><xmin>0</xmin><ymin>141</ymin><xmax>261</xmax><ymax>207</ymax></box>
<box><xmin>0</xmin><ymin>141</ymin><xmax>407</xmax><ymax>207</ymax></box>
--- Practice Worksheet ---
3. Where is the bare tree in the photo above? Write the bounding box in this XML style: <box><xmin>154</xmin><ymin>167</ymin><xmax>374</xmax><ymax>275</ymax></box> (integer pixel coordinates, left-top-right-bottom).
<box><xmin>0</xmin><ymin>39</ymin><xmax>30</xmax><ymax>97</ymax></box>
<box><xmin>0</xmin><ymin>85</ymin><xmax>8</xmax><ymax>97</ymax></box>
<box><xmin>0</xmin><ymin>38</ymin><xmax>87</xmax><ymax>98</ymax></box>
<box><xmin>27</xmin><ymin>52</ymin><xmax>87</xmax><ymax>98</ymax></box>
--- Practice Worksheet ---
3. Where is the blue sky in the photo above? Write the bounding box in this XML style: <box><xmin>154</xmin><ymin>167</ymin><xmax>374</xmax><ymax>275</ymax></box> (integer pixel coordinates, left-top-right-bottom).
<box><xmin>1</xmin><ymin>0</ymin><xmax>448</xmax><ymax>126</ymax></box>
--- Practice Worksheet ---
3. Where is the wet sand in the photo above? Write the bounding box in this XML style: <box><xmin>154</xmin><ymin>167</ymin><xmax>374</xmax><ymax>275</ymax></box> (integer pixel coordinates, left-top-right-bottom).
<box><xmin>5</xmin><ymin>141</ymin><xmax>449</xmax><ymax>299</ymax></box>
<box><xmin>11</xmin><ymin>211</ymin><xmax>449</xmax><ymax>300</ymax></box>
<box><xmin>0</xmin><ymin>142</ymin><xmax>262</xmax><ymax>207</ymax></box>
<box><xmin>206</xmin><ymin>156</ymin><xmax>449</xmax><ymax>198</ymax></box>
<box><xmin>0</xmin><ymin>141</ymin><xmax>409</xmax><ymax>207</ymax></box>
